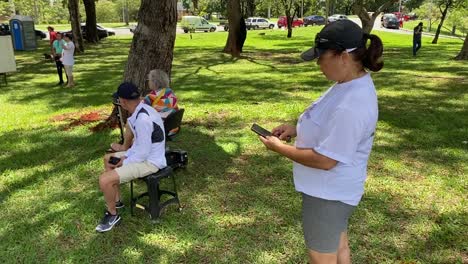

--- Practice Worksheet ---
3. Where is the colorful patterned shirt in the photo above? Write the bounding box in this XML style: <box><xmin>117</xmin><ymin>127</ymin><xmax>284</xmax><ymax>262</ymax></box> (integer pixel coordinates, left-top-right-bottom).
<box><xmin>143</xmin><ymin>88</ymin><xmax>178</xmax><ymax>118</ymax></box>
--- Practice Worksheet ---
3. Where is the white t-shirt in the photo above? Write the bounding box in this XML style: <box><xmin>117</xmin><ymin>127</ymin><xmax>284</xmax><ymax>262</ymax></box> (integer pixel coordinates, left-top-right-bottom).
<box><xmin>293</xmin><ymin>73</ymin><xmax>378</xmax><ymax>206</ymax></box>
<box><xmin>123</xmin><ymin>103</ymin><xmax>167</xmax><ymax>169</ymax></box>
<box><xmin>61</xmin><ymin>41</ymin><xmax>75</xmax><ymax>66</ymax></box>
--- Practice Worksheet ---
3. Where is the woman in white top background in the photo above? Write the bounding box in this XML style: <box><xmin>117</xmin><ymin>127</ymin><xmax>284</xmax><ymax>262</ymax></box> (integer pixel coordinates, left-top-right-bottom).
<box><xmin>259</xmin><ymin>20</ymin><xmax>384</xmax><ymax>264</ymax></box>
<box><xmin>61</xmin><ymin>33</ymin><xmax>76</xmax><ymax>88</ymax></box>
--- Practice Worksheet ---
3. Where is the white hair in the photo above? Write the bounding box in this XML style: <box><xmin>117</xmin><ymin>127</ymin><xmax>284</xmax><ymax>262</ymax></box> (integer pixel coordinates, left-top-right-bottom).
<box><xmin>148</xmin><ymin>69</ymin><xmax>170</xmax><ymax>88</ymax></box>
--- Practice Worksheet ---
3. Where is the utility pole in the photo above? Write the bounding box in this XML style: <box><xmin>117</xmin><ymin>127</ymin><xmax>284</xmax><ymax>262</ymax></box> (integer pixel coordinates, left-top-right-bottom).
<box><xmin>267</xmin><ymin>0</ymin><xmax>271</xmax><ymax>19</ymax></box>
<box><xmin>325</xmin><ymin>0</ymin><xmax>330</xmax><ymax>23</ymax></box>
<box><xmin>122</xmin><ymin>0</ymin><xmax>129</xmax><ymax>25</ymax></box>
<box><xmin>33</xmin><ymin>0</ymin><xmax>39</xmax><ymax>22</ymax></box>
<box><xmin>428</xmin><ymin>0</ymin><xmax>432</xmax><ymax>31</ymax></box>
<box><xmin>9</xmin><ymin>0</ymin><xmax>16</xmax><ymax>15</ymax></box>
<box><xmin>301</xmin><ymin>0</ymin><xmax>303</xmax><ymax>18</ymax></box>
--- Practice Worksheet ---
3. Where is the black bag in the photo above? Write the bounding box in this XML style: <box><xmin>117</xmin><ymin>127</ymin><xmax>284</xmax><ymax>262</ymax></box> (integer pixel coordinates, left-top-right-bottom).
<box><xmin>165</xmin><ymin>150</ymin><xmax>188</xmax><ymax>169</ymax></box>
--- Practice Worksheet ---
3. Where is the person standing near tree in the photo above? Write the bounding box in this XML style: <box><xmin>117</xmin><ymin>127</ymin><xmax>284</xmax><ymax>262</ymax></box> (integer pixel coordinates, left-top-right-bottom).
<box><xmin>47</xmin><ymin>26</ymin><xmax>57</xmax><ymax>46</ymax></box>
<box><xmin>52</xmin><ymin>32</ymin><xmax>67</xmax><ymax>86</ymax></box>
<box><xmin>61</xmin><ymin>33</ymin><xmax>76</xmax><ymax>88</ymax></box>
<box><xmin>258</xmin><ymin>20</ymin><xmax>383</xmax><ymax>263</ymax></box>
<box><xmin>413</xmin><ymin>22</ymin><xmax>423</xmax><ymax>56</ymax></box>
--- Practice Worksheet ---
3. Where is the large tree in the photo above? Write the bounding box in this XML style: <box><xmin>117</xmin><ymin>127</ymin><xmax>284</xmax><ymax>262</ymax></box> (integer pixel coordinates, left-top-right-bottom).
<box><xmin>124</xmin><ymin>0</ymin><xmax>177</xmax><ymax>93</ymax></box>
<box><xmin>83</xmin><ymin>0</ymin><xmax>99</xmax><ymax>43</ymax></box>
<box><xmin>353</xmin><ymin>0</ymin><xmax>398</xmax><ymax>33</ymax></box>
<box><xmin>67</xmin><ymin>0</ymin><xmax>84</xmax><ymax>52</ymax></box>
<box><xmin>431</xmin><ymin>0</ymin><xmax>464</xmax><ymax>44</ymax></box>
<box><xmin>431</xmin><ymin>0</ymin><xmax>452</xmax><ymax>44</ymax></box>
<box><xmin>223</xmin><ymin>0</ymin><xmax>246</xmax><ymax>57</ymax></box>
<box><xmin>454</xmin><ymin>34</ymin><xmax>468</xmax><ymax>60</ymax></box>
<box><xmin>279</xmin><ymin>0</ymin><xmax>300</xmax><ymax>38</ymax></box>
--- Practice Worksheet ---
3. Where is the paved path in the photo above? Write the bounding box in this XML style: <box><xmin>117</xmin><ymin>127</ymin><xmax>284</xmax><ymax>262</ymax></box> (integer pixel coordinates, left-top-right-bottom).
<box><xmin>47</xmin><ymin>16</ymin><xmax>460</xmax><ymax>40</ymax></box>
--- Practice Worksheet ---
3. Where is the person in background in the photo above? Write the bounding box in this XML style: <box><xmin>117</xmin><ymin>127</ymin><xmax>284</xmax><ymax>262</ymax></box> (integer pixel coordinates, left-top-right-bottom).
<box><xmin>47</xmin><ymin>26</ymin><xmax>57</xmax><ymax>46</ymax></box>
<box><xmin>413</xmin><ymin>22</ymin><xmax>423</xmax><ymax>57</ymax></box>
<box><xmin>110</xmin><ymin>69</ymin><xmax>178</xmax><ymax>152</ymax></box>
<box><xmin>43</xmin><ymin>26</ymin><xmax>57</xmax><ymax>60</ymax></box>
<box><xmin>259</xmin><ymin>20</ymin><xmax>383</xmax><ymax>263</ymax></box>
<box><xmin>61</xmin><ymin>33</ymin><xmax>75</xmax><ymax>88</ymax></box>
<box><xmin>51</xmin><ymin>32</ymin><xmax>67</xmax><ymax>86</ymax></box>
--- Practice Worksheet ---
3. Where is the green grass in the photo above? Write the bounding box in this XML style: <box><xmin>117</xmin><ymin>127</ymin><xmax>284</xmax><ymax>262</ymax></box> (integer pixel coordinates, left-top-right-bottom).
<box><xmin>403</xmin><ymin>19</ymin><xmax>466</xmax><ymax>39</ymax></box>
<box><xmin>0</xmin><ymin>28</ymin><xmax>467</xmax><ymax>263</ymax></box>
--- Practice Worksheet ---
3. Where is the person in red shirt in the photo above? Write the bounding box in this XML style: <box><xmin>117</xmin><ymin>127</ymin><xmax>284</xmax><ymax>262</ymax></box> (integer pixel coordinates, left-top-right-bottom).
<box><xmin>43</xmin><ymin>26</ymin><xmax>57</xmax><ymax>60</ymax></box>
<box><xmin>48</xmin><ymin>26</ymin><xmax>57</xmax><ymax>46</ymax></box>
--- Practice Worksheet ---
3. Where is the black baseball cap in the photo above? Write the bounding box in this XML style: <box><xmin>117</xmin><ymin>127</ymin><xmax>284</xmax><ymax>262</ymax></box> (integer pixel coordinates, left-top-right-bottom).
<box><xmin>113</xmin><ymin>82</ymin><xmax>140</xmax><ymax>99</ymax></box>
<box><xmin>301</xmin><ymin>20</ymin><xmax>364</xmax><ymax>61</ymax></box>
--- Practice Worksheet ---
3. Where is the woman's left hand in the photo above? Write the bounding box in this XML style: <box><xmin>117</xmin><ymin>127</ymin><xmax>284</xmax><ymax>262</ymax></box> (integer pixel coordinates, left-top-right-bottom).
<box><xmin>259</xmin><ymin>136</ymin><xmax>283</xmax><ymax>152</ymax></box>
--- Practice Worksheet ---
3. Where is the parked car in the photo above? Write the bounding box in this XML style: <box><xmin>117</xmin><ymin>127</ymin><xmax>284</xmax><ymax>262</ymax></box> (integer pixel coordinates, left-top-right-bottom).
<box><xmin>217</xmin><ymin>20</ymin><xmax>229</xmax><ymax>31</ymax></box>
<box><xmin>129</xmin><ymin>24</ymin><xmax>136</xmax><ymax>33</ymax></box>
<box><xmin>393</xmin><ymin>12</ymin><xmax>410</xmax><ymax>21</ymax></box>
<box><xmin>381</xmin><ymin>13</ymin><xmax>400</xmax><ymax>29</ymax></box>
<box><xmin>327</xmin><ymin>14</ymin><xmax>348</xmax><ymax>23</ymax></box>
<box><xmin>277</xmin><ymin>16</ymin><xmax>304</xmax><ymax>28</ymax></box>
<box><xmin>63</xmin><ymin>23</ymin><xmax>114</xmax><ymax>39</ymax></box>
<box><xmin>97</xmin><ymin>24</ymin><xmax>115</xmax><ymax>36</ymax></box>
<box><xmin>0</xmin><ymin>23</ymin><xmax>46</xmax><ymax>40</ymax></box>
<box><xmin>303</xmin><ymin>15</ymin><xmax>326</xmax><ymax>26</ymax></box>
<box><xmin>181</xmin><ymin>16</ymin><xmax>217</xmax><ymax>33</ymax></box>
<box><xmin>245</xmin><ymin>17</ymin><xmax>275</xmax><ymax>30</ymax></box>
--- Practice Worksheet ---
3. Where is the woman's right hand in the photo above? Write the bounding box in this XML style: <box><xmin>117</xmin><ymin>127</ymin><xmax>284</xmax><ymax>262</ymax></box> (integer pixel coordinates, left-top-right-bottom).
<box><xmin>272</xmin><ymin>124</ymin><xmax>296</xmax><ymax>141</ymax></box>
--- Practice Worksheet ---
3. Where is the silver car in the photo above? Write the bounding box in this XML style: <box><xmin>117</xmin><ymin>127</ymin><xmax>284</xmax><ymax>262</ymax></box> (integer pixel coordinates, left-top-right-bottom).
<box><xmin>245</xmin><ymin>17</ymin><xmax>275</xmax><ymax>30</ymax></box>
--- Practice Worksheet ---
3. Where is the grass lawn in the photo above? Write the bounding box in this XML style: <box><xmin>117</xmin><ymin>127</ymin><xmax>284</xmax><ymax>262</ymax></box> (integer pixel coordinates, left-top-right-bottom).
<box><xmin>0</xmin><ymin>28</ymin><xmax>467</xmax><ymax>263</ymax></box>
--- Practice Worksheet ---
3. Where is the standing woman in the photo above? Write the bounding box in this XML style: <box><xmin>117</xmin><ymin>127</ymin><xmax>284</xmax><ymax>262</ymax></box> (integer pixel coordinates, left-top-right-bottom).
<box><xmin>61</xmin><ymin>33</ymin><xmax>76</xmax><ymax>88</ymax></box>
<box><xmin>413</xmin><ymin>22</ymin><xmax>423</xmax><ymax>57</ymax></box>
<box><xmin>259</xmin><ymin>20</ymin><xmax>383</xmax><ymax>263</ymax></box>
<box><xmin>51</xmin><ymin>32</ymin><xmax>67</xmax><ymax>86</ymax></box>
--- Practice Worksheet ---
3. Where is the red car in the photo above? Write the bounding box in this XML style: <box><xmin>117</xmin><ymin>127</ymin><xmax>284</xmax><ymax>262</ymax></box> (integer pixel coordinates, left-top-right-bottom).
<box><xmin>393</xmin><ymin>12</ymin><xmax>410</xmax><ymax>21</ymax></box>
<box><xmin>277</xmin><ymin>16</ymin><xmax>304</xmax><ymax>28</ymax></box>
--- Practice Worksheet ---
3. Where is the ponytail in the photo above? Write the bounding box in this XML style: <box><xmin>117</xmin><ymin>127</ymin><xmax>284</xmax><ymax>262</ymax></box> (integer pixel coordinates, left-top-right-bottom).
<box><xmin>351</xmin><ymin>33</ymin><xmax>384</xmax><ymax>72</ymax></box>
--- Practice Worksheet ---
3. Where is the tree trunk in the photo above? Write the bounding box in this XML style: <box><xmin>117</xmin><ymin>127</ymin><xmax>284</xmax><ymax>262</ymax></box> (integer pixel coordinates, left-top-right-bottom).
<box><xmin>224</xmin><ymin>0</ymin><xmax>243</xmax><ymax>57</ymax></box>
<box><xmin>67</xmin><ymin>0</ymin><xmax>84</xmax><ymax>52</ymax></box>
<box><xmin>245</xmin><ymin>0</ymin><xmax>256</xmax><ymax>17</ymax></box>
<box><xmin>283</xmin><ymin>0</ymin><xmax>297</xmax><ymax>38</ymax></box>
<box><xmin>454</xmin><ymin>34</ymin><xmax>468</xmax><ymax>60</ymax></box>
<box><xmin>432</xmin><ymin>2</ymin><xmax>450</xmax><ymax>44</ymax></box>
<box><xmin>124</xmin><ymin>1</ymin><xmax>129</xmax><ymax>25</ymax></box>
<box><xmin>286</xmin><ymin>7</ymin><xmax>292</xmax><ymax>38</ymax></box>
<box><xmin>83</xmin><ymin>0</ymin><xmax>99</xmax><ymax>43</ymax></box>
<box><xmin>124</xmin><ymin>0</ymin><xmax>177</xmax><ymax>94</ymax></box>
<box><xmin>353</xmin><ymin>0</ymin><xmax>397</xmax><ymax>34</ymax></box>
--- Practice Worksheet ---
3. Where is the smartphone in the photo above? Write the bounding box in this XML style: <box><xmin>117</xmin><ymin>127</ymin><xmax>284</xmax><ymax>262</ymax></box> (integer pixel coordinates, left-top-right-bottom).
<box><xmin>251</xmin><ymin>123</ymin><xmax>272</xmax><ymax>137</ymax></box>
<box><xmin>109</xmin><ymin>156</ymin><xmax>121</xmax><ymax>165</ymax></box>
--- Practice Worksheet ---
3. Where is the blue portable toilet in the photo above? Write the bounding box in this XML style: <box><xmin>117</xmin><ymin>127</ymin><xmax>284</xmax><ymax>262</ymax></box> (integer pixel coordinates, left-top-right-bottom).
<box><xmin>9</xmin><ymin>15</ymin><xmax>37</xmax><ymax>51</ymax></box>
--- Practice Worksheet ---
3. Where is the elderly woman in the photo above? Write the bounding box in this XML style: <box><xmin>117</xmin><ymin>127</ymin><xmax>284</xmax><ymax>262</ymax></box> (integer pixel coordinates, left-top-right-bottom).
<box><xmin>111</xmin><ymin>69</ymin><xmax>178</xmax><ymax>152</ymax></box>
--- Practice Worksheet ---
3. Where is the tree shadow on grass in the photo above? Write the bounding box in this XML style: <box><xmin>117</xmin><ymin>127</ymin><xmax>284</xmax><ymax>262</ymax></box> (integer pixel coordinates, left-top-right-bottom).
<box><xmin>0</xmin><ymin>126</ymin><xmax>236</xmax><ymax>262</ymax></box>
<box><xmin>0</xmin><ymin>126</ymin><xmax>113</xmax><ymax>202</ymax></box>
<box><xmin>352</xmin><ymin>190</ymin><xmax>466</xmax><ymax>263</ymax></box>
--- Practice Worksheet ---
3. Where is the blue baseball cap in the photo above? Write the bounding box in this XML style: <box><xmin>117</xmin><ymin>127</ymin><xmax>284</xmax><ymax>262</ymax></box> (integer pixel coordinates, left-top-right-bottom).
<box><xmin>113</xmin><ymin>82</ymin><xmax>140</xmax><ymax>99</ymax></box>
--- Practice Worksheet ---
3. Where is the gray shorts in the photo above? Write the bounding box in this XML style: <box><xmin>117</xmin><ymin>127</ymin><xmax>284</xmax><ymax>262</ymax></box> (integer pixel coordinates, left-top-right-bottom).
<box><xmin>302</xmin><ymin>193</ymin><xmax>356</xmax><ymax>253</ymax></box>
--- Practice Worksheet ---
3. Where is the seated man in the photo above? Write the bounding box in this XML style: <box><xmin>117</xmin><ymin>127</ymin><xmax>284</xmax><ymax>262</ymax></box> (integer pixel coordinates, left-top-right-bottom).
<box><xmin>96</xmin><ymin>82</ymin><xmax>167</xmax><ymax>233</ymax></box>
<box><xmin>110</xmin><ymin>69</ymin><xmax>178</xmax><ymax>152</ymax></box>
